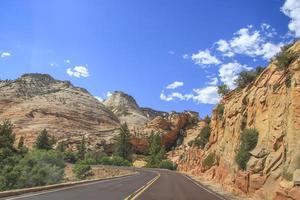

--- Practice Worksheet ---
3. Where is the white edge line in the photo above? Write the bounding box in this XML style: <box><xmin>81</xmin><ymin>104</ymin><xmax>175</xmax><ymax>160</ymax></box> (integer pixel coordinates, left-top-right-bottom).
<box><xmin>5</xmin><ymin>173</ymin><xmax>140</xmax><ymax>200</ymax></box>
<box><xmin>183</xmin><ymin>174</ymin><xmax>226</xmax><ymax>200</ymax></box>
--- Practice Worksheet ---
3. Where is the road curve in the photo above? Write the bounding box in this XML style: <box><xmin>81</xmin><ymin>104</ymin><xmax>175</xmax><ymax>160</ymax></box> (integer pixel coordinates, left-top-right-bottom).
<box><xmin>2</xmin><ymin>168</ymin><xmax>224</xmax><ymax>200</ymax></box>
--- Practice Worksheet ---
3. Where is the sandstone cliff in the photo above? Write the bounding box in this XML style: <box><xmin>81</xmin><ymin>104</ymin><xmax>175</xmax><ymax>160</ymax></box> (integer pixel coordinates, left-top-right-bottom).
<box><xmin>103</xmin><ymin>91</ymin><xmax>150</xmax><ymax>130</ymax></box>
<box><xmin>0</xmin><ymin>73</ymin><xmax>120</xmax><ymax>149</ymax></box>
<box><xmin>175</xmin><ymin>41</ymin><xmax>300</xmax><ymax>200</ymax></box>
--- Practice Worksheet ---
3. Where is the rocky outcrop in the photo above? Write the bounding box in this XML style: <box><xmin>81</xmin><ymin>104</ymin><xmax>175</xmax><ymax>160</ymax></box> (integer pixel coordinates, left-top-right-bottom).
<box><xmin>176</xmin><ymin>41</ymin><xmax>300</xmax><ymax>199</ymax></box>
<box><xmin>103</xmin><ymin>91</ymin><xmax>150</xmax><ymax>130</ymax></box>
<box><xmin>0</xmin><ymin>73</ymin><xmax>120</xmax><ymax>149</ymax></box>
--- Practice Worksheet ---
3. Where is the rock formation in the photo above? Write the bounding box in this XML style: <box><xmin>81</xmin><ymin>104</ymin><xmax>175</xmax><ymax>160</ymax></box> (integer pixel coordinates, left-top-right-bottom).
<box><xmin>103</xmin><ymin>91</ymin><xmax>150</xmax><ymax>130</ymax></box>
<box><xmin>0</xmin><ymin>73</ymin><xmax>120</xmax><ymax>149</ymax></box>
<box><xmin>174</xmin><ymin>41</ymin><xmax>300</xmax><ymax>200</ymax></box>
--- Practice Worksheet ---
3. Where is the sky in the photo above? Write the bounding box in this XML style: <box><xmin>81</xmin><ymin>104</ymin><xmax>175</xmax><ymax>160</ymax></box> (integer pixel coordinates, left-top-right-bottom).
<box><xmin>0</xmin><ymin>0</ymin><xmax>299</xmax><ymax>117</ymax></box>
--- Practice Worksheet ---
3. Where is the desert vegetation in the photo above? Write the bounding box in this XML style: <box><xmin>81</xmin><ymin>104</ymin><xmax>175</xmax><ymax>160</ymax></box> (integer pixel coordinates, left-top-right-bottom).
<box><xmin>235</xmin><ymin>128</ymin><xmax>259</xmax><ymax>170</ymax></box>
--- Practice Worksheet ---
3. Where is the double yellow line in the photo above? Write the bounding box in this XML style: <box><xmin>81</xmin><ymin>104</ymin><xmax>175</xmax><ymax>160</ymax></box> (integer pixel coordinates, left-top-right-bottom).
<box><xmin>124</xmin><ymin>171</ymin><xmax>160</xmax><ymax>200</ymax></box>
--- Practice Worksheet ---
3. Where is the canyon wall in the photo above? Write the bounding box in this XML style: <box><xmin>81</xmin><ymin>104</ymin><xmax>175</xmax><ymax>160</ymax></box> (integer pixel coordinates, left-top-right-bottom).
<box><xmin>176</xmin><ymin>41</ymin><xmax>300</xmax><ymax>200</ymax></box>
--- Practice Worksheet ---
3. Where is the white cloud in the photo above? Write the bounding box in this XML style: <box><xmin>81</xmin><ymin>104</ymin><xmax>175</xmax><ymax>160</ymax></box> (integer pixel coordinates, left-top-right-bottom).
<box><xmin>207</xmin><ymin>77</ymin><xmax>218</xmax><ymax>86</ymax></box>
<box><xmin>160</xmin><ymin>86</ymin><xmax>219</xmax><ymax>105</ymax></box>
<box><xmin>216</xmin><ymin>40</ymin><xmax>231</xmax><ymax>53</ymax></box>
<box><xmin>192</xmin><ymin>86</ymin><xmax>220</xmax><ymax>104</ymax></box>
<box><xmin>216</xmin><ymin>26</ymin><xmax>283</xmax><ymax>60</ymax></box>
<box><xmin>160</xmin><ymin>91</ymin><xmax>174</xmax><ymax>102</ymax></box>
<box><xmin>94</xmin><ymin>96</ymin><xmax>103</xmax><ymax>102</ymax></box>
<box><xmin>166</xmin><ymin>81</ymin><xmax>184</xmax><ymax>89</ymax></box>
<box><xmin>65</xmin><ymin>59</ymin><xmax>71</xmax><ymax>64</ymax></box>
<box><xmin>191</xmin><ymin>49</ymin><xmax>221</xmax><ymax>66</ymax></box>
<box><xmin>281</xmin><ymin>0</ymin><xmax>300</xmax><ymax>37</ymax></box>
<box><xmin>1</xmin><ymin>52</ymin><xmax>11</xmax><ymax>58</ymax></box>
<box><xmin>219</xmin><ymin>61</ymin><xmax>251</xmax><ymax>89</ymax></box>
<box><xmin>182</xmin><ymin>54</ymin><xmax>189</xmax><ymax>59</ymax></box>
<box><xmin>66</xmin><ymin>66</ymin><xmax>89</xmax><ymax>78</ymax></box>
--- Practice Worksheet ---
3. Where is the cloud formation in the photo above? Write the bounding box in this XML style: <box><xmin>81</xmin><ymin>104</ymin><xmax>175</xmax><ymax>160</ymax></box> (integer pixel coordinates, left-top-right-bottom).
<box><xmin>216</xmin><ymin>26</ymin><xmax>283</xmax><ymax>60</ymax></box>
<box><xmin>160</xmin><ymin>86</ymin><xmax>219</xmax><ymax>105</ymax></box>
<box><xmin>191</xmin><ymin>49</ymin><xmax>221</xmax><ymax>66</ymax></box>
<box><xmin>219</xmin><ymin>61</ymin><xmax>251</xmax><ymax>89</ymax></box>
<box><xmin>1</xmin><ymin>52</ymin><xmax>11</xmax><ymax>58</ymax></box>
<box><xmin>66</xmin><ymin>66</ymin><xmax>89</xmax><ymax>78</ymax></box>
<box><xmin>166</xmin><ymin>81</ymin><xmax>184</xmax><ymax>89</ymax></box>
<box><xmin>281</xmin><ymin>0</ymin><xmax>300</xmax><ymax>37</ymax></box>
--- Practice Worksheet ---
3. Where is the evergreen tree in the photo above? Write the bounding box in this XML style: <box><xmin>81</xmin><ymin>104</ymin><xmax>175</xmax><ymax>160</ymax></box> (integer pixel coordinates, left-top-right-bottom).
<box><xmin>148</xmin><ymin>133</ymin><xmax>165</xmax><ymax>167</ymax></box>
<box><xmin>0</xmin><ymin>120</ymin><xmax>15</xmax><ymax>157</ymax></box>
<box><xmin>115</xmin><ymin>123</ymin><xmax>132</xmax><ymax>161</ymax></box>
<box><xmin>35</xmin><ymin>129</ymin><xmax>52</xmax><ymax>150</ymax></box>
<box><xmin>77</xmin><ymin>136</ymin><xmax>86</xmax><ymax>160</ymax></box>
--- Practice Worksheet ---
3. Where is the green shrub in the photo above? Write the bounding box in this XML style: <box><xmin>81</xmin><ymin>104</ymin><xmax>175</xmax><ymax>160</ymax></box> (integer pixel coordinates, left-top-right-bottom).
<box><xmin>235</xmin><ymin>147</ymin><xmax>250</xmax><ymax>171</ymax></box>
<box><xmin>97</xmin><ymin>156</ymin><xmax>131</xmax><ymax>166</ymax></box>
<box><xmin>215</xmin><ymin>104</ymin><xmax>224</xmax><ymax>119</ymax></box>
<box><xmin>274</xmin><ymin>44</ymin><xmax>299</xmax><ymax>70</ymax></box>
<box><xmin>193</xmin><ymin>125</ymin><xmax>211</xmax><ymax>149</ymax></box>
<box><xmin>282</xmin><ymin>166</ymin><xmax>293</xmax><ymax>181</ymax></box>
<box><xmin>217</xmin><ymin>84</ymin><xmax>230</xmax><ymax>97</ymax></box>
<box><xmin>110</xmin><ymin>156</ymin><xmax>131</xmax><ymax>166</ymax></box>
<box><xmin>73</xmin><ymin>163</ymin><xmax>92</xmax><ymax>180</ymax></box>
<box><xmin>202</xmin><ymin>153</ymin><xmax>216</xmax><ymax>170</ymax></box>
<box><xmin>285</xmin><ymin>74</ymin><xmax>292</xmax><ymax>88</ymax></box>
<box><xmin>159</xmin><ymin>160</ymin><xmax>176</xmax><ymax>170</ymax></box>
<box><xmin>235</xmin><ymin>66</ymin><xmax>265</xmax><ymax>89</ymax></box>
<box><xmin>63</xmin><ymin>151</ymin><xmax>78</xmax><ymax>164</ymax></box>
<box><xmin>12</xmin><ymin>150</ymin><xmax>65</xmax><ymax>188</ymax></box>
<box><xmin>235</xmin><ymin>128</ymin><xmax>259</xmax><ymax>170</ymax></box>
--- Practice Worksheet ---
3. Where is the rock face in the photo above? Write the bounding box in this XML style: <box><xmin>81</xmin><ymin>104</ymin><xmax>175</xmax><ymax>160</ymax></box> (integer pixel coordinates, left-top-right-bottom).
<box><xmin>176</xmin><ymin>41</ymin><xmax>300</xmax><ymax>199</ymax></box>
<box><xmin>0</xmin><ymin>73</ymin><xmax>120</xmax><ymax>148</ymax></box>
<box><xmin>103</xmin><ymin>91</ymin><xmax>150</xmax><ymax>130</ymax></box>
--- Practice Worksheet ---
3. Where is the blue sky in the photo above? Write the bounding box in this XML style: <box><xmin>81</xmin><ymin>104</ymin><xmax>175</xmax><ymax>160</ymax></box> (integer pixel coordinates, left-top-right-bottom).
<box><xmin>0</xmin><ymin>0</ymin><xmax>299</xmax><ymax>117</ymax></box>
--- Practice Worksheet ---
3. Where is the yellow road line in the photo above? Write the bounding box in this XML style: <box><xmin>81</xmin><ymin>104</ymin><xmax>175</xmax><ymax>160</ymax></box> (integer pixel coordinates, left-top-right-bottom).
<box><xmin>124</xmin><ymin>171</ymin><xmax>160</xmax><ymax>200</ymax></box>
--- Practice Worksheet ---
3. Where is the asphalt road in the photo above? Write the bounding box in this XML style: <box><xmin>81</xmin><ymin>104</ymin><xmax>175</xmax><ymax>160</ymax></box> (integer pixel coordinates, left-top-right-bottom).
<box><xmin>3</xmin><ymin>168</ymin><xmax>224</xmax><ymax>200</ymax></box>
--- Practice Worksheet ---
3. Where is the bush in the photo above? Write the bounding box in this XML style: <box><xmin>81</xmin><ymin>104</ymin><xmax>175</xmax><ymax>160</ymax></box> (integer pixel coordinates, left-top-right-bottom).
<box><xmin>235</xmin><ymin>128</ymin><xmax>259</xmax><ymax>170</ymax></box>
<box><xmin>63</xmin><ymin>151</ymin><xmax>78</xmax><ymax>164</ymax></box>
<box><xmin>12</xmin><ymin>150</ymin><xmax>65</xmax><ymax>188</ymax></box>
<box><xmin>215</xmin><ymin>104</ymin><xmax>224</xmax><ymax>119</ymax></box>
<box><xmin>285</xmin><ymin>74</ymin><xmax>292</xmax><ymax>88</ymax></box>
<box><xmin>202</xmin><ymin>153</ymin><xmax>216</xmax><ymax>170</ymax></box>
<box><xmin>217</xmin><ymin>84</ymin><xmax>230</xmax><ymax>97</ymax></box>
<box><xmin>274</xmin><ymin>44</ymin><xmax>299</xmax><ymax>70</ymax></box>
<box><xmin>235</xmin><ymin>66</ymin><xmax>265</xmax><ymax>89</ymax></box>
<box><xmin>282</xmin><ymin>166</ymin><xmax>293</xmax><ymax>181</ymax></box>
<box><xmin>73</xmin><ymin>163</ymin><xmax>92</xmax><ymax>180</ymax></box>
<box><xmin>193</xmin><ymin>125</ymin><xmax>211</xmax><ymax>149</ymax></box>
<box><xmin>159</xmin><ymin>160</ymin><xmax>176</xmax><ymax>170</ymax></box>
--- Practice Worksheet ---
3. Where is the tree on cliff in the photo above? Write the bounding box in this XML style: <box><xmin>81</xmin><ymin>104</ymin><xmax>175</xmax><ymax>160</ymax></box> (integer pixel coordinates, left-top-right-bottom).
<box><xmin>35</xmin><ymin>129</ymin><xmax>53</xmax><ymax>150</ymax></box>
<box><xmin>77</xmin><ymin>136</ymin><xmax>87</xmax><ymax>160</ymax></box>
<box><xmin>114</xmin><ymin>123</ymin><xmax>132</xmax><ymax>161</ymax></box>
<box><xmin>217</xmin><ymin>84</ymin><xmax>230</xmax><ymax>97</ymax></box>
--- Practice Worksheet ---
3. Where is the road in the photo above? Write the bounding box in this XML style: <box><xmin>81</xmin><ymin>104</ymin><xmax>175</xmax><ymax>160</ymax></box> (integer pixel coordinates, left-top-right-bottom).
<box><xmin>3</xmin><ymin>168</ymin><xmax>224</xmax><ymax>200</ymax></box>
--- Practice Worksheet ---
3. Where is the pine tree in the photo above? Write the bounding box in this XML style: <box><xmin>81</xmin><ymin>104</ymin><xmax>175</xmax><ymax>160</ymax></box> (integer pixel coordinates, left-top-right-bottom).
<box><xmin>77</xmin><ymin>136</ymin><xmax>86</xmax><ymax>160</ymax></box>
<box><xmin>0</xmin><ymin>120</ymin><xmax>15</xmax><ymax>160</ymax></box>
<box><xmin>35</xmin><ymin>129</ymin><xmax>52</xmax><ymax>150</ymax></box>
<box><xmin>115</xmin><ymin>123</ymin><xmax>132</xmax><ymax>161</ymax></box>
<box><xmin>148</xmin><ymin>133</ymin><xmax>165</xmax><ymax>167</ymax></box>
